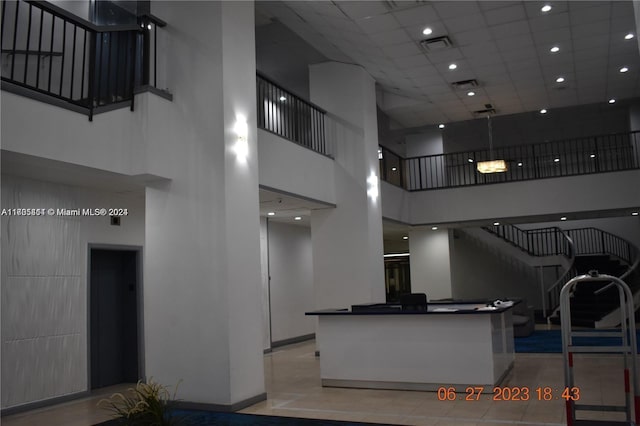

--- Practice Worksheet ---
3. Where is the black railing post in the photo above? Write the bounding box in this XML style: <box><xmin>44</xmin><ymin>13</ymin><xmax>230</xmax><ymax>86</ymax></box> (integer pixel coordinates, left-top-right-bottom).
<box><xmin>87</xmin><ymin>31</ymin><xmax>96</xmax><ymax>121</ymax></box>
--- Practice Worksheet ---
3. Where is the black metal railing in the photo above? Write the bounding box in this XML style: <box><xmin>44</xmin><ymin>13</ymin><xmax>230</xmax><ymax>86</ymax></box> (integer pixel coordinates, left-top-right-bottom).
<box><xmin>256</xmin><ymin>73</ymin><xmax>329</xmax><ymax>157</ymax></box>
<box><xmin>564</xmin><ymin>227</ymin><xmax>633</xmax><ymax>265</ymax></box>
<box><xmin>1</xmin><ymin>0</ymin><xmax>167</xmax><ymax>120</ymax></box>
<box><xmin>484</xmin><ymin>224</ymin><xmax>575</xmax><ymax>318</ymax></box>
<box><xmin>379</xmin><ymin>130</ymin><xmax>640</xmax><ymax>191</ymax></box>
<box><xmin>483</xmin><ymin>224</ymin><xmax>572</xmax><ymax>258</ymax></box>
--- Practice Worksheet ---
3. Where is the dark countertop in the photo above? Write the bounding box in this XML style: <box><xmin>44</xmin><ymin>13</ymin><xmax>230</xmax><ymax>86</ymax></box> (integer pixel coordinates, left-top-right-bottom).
<box><xmin>305</xmin><ymin>300</ymin><xmax>519</xmax><ymax>316</ymax></box>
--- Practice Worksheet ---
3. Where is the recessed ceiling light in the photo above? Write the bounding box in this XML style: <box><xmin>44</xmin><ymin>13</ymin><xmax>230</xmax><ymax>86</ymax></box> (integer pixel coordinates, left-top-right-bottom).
<box><xmin>294</xmin><ymin>216</ymin><xmax>302</xmax><ymax>221</ymax></box>
<box><xmin>402</xmin><ymin>236</ymin><xmax>409</xmax><ymax>240</ymax></box>
<box><xmin>147</xmin><ymin>24</ymin><xmax>152</xmax><ymax>30</ymax></box>
<box><xmin>493</xmin><ymin>222</ymin><xmax>500</xmax><ymax>226</ymax></box>
<box><xmin>608</xmin><ymin>98</ymin><xmax>616</xmax><ymax>104</ymax></box>
<box><xmin>556</xmin><ymin>76</ymin><xmax>565</xmax><ymax>83</ymax></box>
<box><xmin>632</xmin><ymin>212</ymin><xmax>639</xmax><ymax>216</ymax></box>
<box><xmin>590</xmin><ymin>154</ymin><xmax>596</xmax><ymax>158</ymax></box>
<box><xmin>467</xmin><ymin>91</ymin><xmax>475</xmax><ymax>96</ymax></box>
<box><xmin>267</xmin><ymin>212</ymin><xmax>275</xmax><ymax>216</ymax></box>
<box><xmin>467</xmin><ymin>158</ymin><xmax>474</xmax><ymax>163</ymax></box>
<box><xmin>554</xmin><ymin>158</ymin><xmax>560</xmax><ymax>162</ymax></box>
<box><xmin>391</xmin><ymin>167</ymin><xmax>397</xmax><ymax>171</ymax></box>
<box><xmin>517</xmin><ymin>162</ymin><xmax>523</xmax><ymax>167</ymax></box>
<box><xmin>625</xmin><ymin>33</ymin><xmax>635</xmax><ymax>40</ymax></box>
<box><xmin>550</xmin><ymin>46</ymin><xmax>560</xmax><ymax>53</ymax></box>
<box><xmin>439</xmin><ymin>124</ymin><xmax>445</xmax><ymax>129</ymax></box>
<box><xmin>620</xmin><ymin>67</ymin><xmax>629</xmax><ymax>73</ymax></box>
<box><xmin>448</xmin><ymin>63</ymin><xmax>457</xmax><ymax>70</ymax></box>
<box><xmin>431</xmin><ymin>226</ymin><xmax>438</xmax><ymax>231</ymax></box>
<box><xmin>560</xmin><ymin>217</ymin><xmax>567</xmax><ymax>221</ymax></box>
<box><xmin>422</xmin><ymin>27</ymin><xmax>433</xmax><ymax>36</ymax></box>
<box><xmin>279</xmin><ymin>96</ymin><xmax>286</xmax><ymax>101</ymax></box>
<box><xmin>541</xmin><ymin>4</ymin><xmax>552</xmax><ymax>12</ymax></box>
<box><xmin>540</xmin><ymin>108</ymin><xmax>548</xmax><ymax>114</ymax></box>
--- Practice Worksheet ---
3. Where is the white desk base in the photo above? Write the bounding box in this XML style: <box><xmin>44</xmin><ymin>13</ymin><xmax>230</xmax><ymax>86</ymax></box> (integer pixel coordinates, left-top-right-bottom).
<box><xmin>315</xmin><ymin>311</ymin><xmax>514</xmax><ymax>391</ymax></box>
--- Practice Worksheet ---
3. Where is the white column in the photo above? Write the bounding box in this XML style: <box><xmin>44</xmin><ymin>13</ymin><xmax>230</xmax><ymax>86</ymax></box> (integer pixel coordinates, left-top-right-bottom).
<box><xmin>308</xmin><ymin>62</ymin><xmax>385</xmax><ymax>308</ymax></box>
<box><xmin>409</xmin><ymin>229</ymin><xmax>453</xmax><ymax>300</ymax></box>
<box><xmin>143</xmin><ymin>1</ymin><xmax>264</xmax><ymax>408</ymax></box>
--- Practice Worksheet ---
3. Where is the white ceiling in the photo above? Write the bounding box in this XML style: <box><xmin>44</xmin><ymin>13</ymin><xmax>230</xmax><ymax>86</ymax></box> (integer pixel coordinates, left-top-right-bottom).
<box><xmin>256</xmin><ymin>0</ymin><xmax>640</xmax><ymax>128</ymax></box>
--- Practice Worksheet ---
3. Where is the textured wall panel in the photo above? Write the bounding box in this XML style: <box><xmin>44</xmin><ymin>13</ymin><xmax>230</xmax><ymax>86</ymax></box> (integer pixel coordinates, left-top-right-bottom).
<box><xmin>1</xmin><ymin>177</ymin><xmax>85</xmax><ymax>409</ymax></box>
<box><xmin>1</xmin><ymin>335</ymin><xmax>85</xmax><ymax>407</ymax></box>
<box><xmin>4</xmin><ymin>216</ymin><xmax>82</xmax><ymax>277</ymax></box>
<box><xmin>2</xmin><ymin>277</ymin><xmax>84</xmax><ymax>340</ymax></box>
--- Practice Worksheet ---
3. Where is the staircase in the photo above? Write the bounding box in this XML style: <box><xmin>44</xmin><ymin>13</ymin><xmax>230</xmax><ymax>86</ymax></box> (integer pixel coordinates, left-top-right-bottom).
<box><xmin>484</xmin><ymin>225</ymin><xmax>640</xmax><ymax>328</ymax></box>
<box><xmin>553</xmin><ymin>255</ymin><xmax>628</xmax><ymax>327</ymax></box>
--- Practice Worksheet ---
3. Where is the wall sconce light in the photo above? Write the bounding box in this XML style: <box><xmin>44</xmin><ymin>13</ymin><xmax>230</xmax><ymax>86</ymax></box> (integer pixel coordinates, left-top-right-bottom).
<box><xmin>367</xmin><ymin>172</ymin><xmax>379</xmax><ymax>202</ymax></box>
<box><xmin>233</xmin><ymin>115</ymin><xmax>249</xmax><ymax>163</ymax></box>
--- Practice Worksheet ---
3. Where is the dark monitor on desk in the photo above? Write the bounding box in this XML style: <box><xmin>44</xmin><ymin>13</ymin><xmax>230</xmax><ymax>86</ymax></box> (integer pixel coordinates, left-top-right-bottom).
<box><xmin>400</xmin><ymin>293</ymin><xmax>428</xmax><ymax>311</ymax></box>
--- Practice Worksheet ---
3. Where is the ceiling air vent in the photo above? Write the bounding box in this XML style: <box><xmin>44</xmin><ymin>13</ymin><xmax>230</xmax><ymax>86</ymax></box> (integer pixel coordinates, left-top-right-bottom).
<box><xmin>451</xmin><ymin>79</ymin><xmax>478</xmax><ymax>90</ymax></box>
<box><xmin>473</xmin><ymin>107</ymin><xmax>496</xmax><ymax>116</ymax></box>
<box><xmin>420</xmin><ymin>35</ymin><xmax>452</xmax><ymax>51</ymax></box>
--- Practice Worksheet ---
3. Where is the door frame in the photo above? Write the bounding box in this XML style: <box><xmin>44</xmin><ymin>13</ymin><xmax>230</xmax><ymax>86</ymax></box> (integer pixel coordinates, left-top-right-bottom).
<box><xmin>87</xmin><ymin>244</ymin><xmax>144</xmax><ymax>390</ymax></box>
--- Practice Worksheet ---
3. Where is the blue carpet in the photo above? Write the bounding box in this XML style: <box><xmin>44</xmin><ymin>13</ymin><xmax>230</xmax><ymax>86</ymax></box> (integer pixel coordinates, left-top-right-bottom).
<box><xmin>514</xmin><ymin>329</ymin><xmax>638</xmax><ymax>353</ymax></box>
<box><xmin>95</xmin><ymin>410</ymin><xmax>382</xmax><ymax>425</ymax></box>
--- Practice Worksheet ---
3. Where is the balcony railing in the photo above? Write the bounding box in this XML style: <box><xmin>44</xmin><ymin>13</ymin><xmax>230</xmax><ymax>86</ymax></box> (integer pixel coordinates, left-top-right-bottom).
<box><xmin>380</xmin><ymin>130</ymin><xmax>640</xmax><ymax>191</ymax></box>
<box><xmin>257</xmin><ymin>73</ymin><xmax>330</xmax><ymax>157</ymax></box>
<box><xmin>1</xmin><ymin>0</ymin><xmax>167</xmax><ymax>120</ymax></box>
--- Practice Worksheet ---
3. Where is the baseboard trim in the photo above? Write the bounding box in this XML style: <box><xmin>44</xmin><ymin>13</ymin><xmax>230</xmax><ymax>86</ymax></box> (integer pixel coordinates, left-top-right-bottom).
<box><xmin>173</xmin><ymin>392</ymin><xmax>267</xmax><ymax>412</ymax></box>
<box><xmin>1</xmin><ymin>390</ymin><xmax>90</xmax><ymax>417</ymax></box>
<box><xmin>271</xmin><ymin>333</ymin><xmax>315</xmax><ymax>349</ymax></box>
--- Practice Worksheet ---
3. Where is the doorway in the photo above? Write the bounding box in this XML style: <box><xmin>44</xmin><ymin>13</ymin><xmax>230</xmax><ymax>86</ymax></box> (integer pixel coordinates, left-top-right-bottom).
<box><xmin>89</xmin><ymin>247</ymin><xmax>141</xmax><ymax>389</ymax></box>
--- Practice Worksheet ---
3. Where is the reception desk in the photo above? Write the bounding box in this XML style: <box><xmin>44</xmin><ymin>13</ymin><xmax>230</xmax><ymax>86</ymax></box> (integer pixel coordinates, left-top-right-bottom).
<box><xmin>306</xmin><ymin>301</ymin><xmax>515</xmax><ymax>391</ymax></box>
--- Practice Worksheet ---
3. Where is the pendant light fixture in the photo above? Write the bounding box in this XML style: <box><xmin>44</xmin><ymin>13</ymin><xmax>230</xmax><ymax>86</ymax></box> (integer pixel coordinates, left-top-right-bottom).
<box><xmin>477</xmin><ymin>115</ymin><xmax>507</xmax><ymax>174</ymax></box>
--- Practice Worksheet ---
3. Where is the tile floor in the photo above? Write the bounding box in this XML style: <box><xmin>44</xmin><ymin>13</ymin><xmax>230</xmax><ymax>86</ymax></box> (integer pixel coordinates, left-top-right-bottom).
<box><xmin>1</xmin><ymin>340</ymin><xmax>632</xmax><ymax>426</ymax></box>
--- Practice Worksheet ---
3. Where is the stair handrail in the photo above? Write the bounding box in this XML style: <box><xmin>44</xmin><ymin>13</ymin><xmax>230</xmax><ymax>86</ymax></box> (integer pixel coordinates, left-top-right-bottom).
<box><xmin>545</xmin><ymin>231</ymin><xmax>576</xmax><ymax>319</ymax></box>
<box><xmin>547</xmin><ymin>227</ymin><xmax>640</xmax><ymax>320</ymax></box>
<box><xmin>483</xmin><ymin>224</ymin><xmax>571</xmax><ymax>257</ymax></box>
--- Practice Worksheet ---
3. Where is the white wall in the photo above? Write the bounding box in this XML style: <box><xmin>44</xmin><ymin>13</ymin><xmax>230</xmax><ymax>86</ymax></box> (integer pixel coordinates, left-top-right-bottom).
<box><xmin>405</xmin><ymin>129</ymin><xmax>443</xmax><ymax>158</ymax></box>
<box><xmin>1</xmin><ymin>175</ymin><xmax>144</xmax><ymax>409</ymax></box>
<box><xmin>443</xmin><ymin>102</ymin><xmax>632</xmax><ymax>153</ymax></box>
<box><xmin>258</xmin><ymin>129</ymin><xmax>335</xmax><ymax>206</ymax></box>
<box><xmin>309</xmin><ymin>62</ymin><xmax>386</xmax><ymax>309</ymax></box>
<box><xmin>449</xmin><ymin>229</ymin><xmax>543</xmax><ymax>308</ymax></box>
<box><xmin>142</xmin><ymin>1</ymin><xmax>265</xmax><ymax>407</ymax></box>
<box><xmin>408</xmin><ymin>229</ymin><xmax>452</xmax><ymax>300</ymax></box>
<box><xmin>380</xmin><ymin>181</ymin><xmax>410</xmax><ymax>224</ymax></box>
<box><xmin>265</xmin><ymin>221</ymin><xmax>314</xmax><ymax>344</ymax></box>
<box><xmin>409</xmin><ymin>169</ymin><xmax>640</xmax><ymax>226</ymax></box>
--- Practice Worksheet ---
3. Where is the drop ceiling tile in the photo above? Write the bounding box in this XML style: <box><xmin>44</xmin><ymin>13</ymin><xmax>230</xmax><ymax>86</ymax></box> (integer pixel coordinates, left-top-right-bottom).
<box><xmin>404</xmin><ymin>65</ymin><xmax>440</xmax><ymax>79</ymax></box>
<box><xmin>432</xmin><ymin>1</ymin><xmax>482</xmax><ymax>19</ymax></box>
<box><xmin>356</xmin><ymin>13</ymin><xmax>402</xmax><ymax>34</ymax></box>
<box><xmin>368</xmin><ymin>29</ymin><xmax>413</xmax><ymax>46</ymax></box>
<box><xmin>568</xmin><ymin>3</ymin><xmax>611</xmax><ymax>25</ymax></box>
<box><xmin>480</xmin><ymin>1</ymin><xmax>521</xmax><ymax>12</ymax></box>
<box><xmin>573</xmin><ymin>36</ymin><xmax>609</xmax><ymax>53</ymax></box>
<box><xmin>460</xmin><ymin>42</ymin><xmax>500</xmax><ymax>58</ymax></box>
<box><xmin>523</xmin><ymin>1</ymin><xmax>570</xmax><ymax>18</ymax></box>
<box><xmin>489</xmin><ymin>20</ymin><xmax>532</xmax><ymax>39</ymax></box>
<box><xmin>484</xmin><ymin>4</ymin><xmax>527</xmax><ymax>26</ymax></box>
<box><xmin>496</xmin><ymin>34</ymin><xmax>535</xmax><ymax>52</ymax></box>
<box><xmin>392</xmin><ymin>4</ymin><xmax>438</xmax><ymax>27</ymax></box>
<box><xmin>423</xmin><ymin>48</ymin><xmax>465</xmax><ymax>64</ymax></box>
<box><xmin>532</xmin><ymin>27</ymin><xmax>571</xmax><ymax>45</ymax></box>
<box><xmin>454</xmin><ymin>28</ymin><xmax>493</xmax><ymax>46</ymax></box>
<box><xmin>392</xmin><ymin>54</ymin><xmax>431</xmax><ymax>69</ymax></box>
<box><xmin>336</xmin><ymin>1</ymin><xmax>389</xmax><ymax>20</ymax></box>
<box><xmin>572</xmin><ymin>20</ymin><xmax>611</xmax><ymax>39</ymax></box>
<box><xmin>381</xmin><ymin>42</ymin><xmax>422</xmax><ymax>59</ymax></box>
<box><xmin>442</xmin><ymin>15</ymin><xmax>487</xmax><ymax>33</ymax></box>
<box><xmin>528</xmin><ymin>12</ymin><xmax>571</xmax><ymax>32</ymax></box>
<box><xmin>309</xmin><ymin>2</ymin><xmax>350</xmax><ymax>19</ymax></box>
